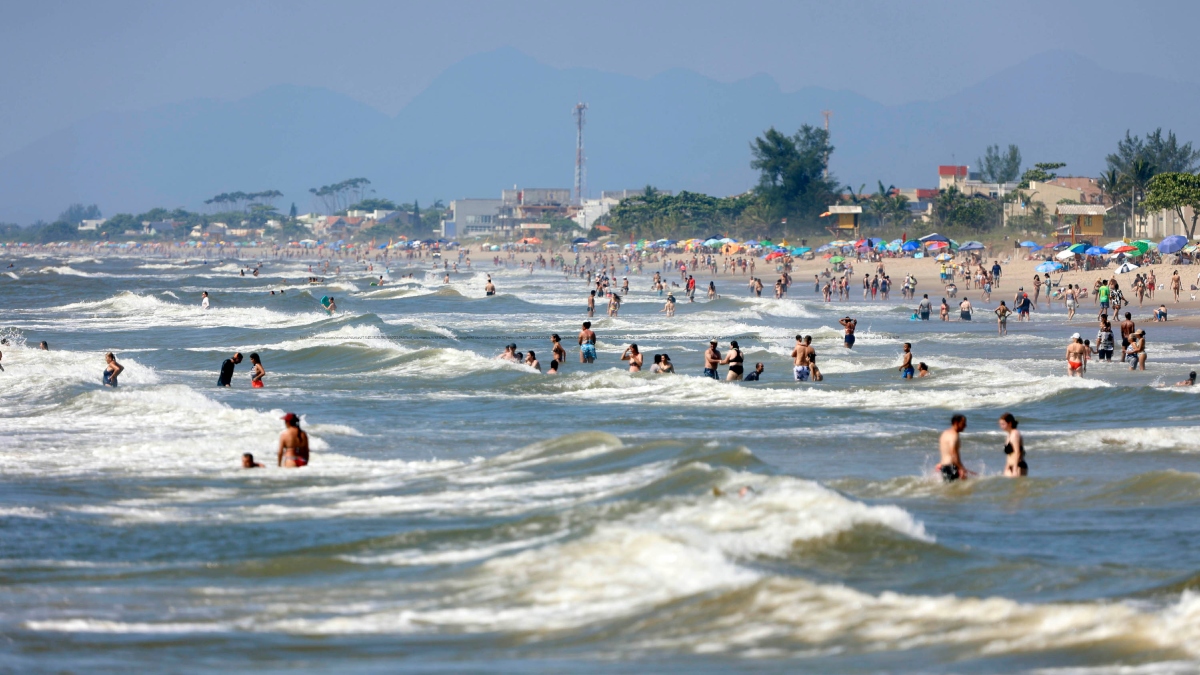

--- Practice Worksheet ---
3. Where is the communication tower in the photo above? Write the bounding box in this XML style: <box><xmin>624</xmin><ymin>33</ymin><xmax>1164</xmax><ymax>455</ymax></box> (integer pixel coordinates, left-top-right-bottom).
<box><xmin>573</xmin><ymin>102</ymin><xmax>588</xmax><ymax>205</ymax></box>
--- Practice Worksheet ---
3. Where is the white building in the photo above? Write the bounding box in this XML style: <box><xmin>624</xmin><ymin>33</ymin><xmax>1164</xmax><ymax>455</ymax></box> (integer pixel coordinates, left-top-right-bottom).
<box><xmin>442</xmin><ymin>199</ymin><xmax>502</xmax><ymax>238</ymax></box>
<box><xmin>572</xmin><ymin>197</ymin><xmax>619</xmax><ymax>230</ymax></box>
<box><xmin>78</xmin><ymin>218</ymin><xmax>107</xmax><ymax>232</ymax></box>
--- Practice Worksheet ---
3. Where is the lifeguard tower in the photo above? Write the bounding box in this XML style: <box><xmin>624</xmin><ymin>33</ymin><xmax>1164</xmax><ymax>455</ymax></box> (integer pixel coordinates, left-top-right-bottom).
<box><xmin>823</xmin><ymin>205</ymin><xmax>862</xmax><ymax>238</ymax></box>
<box><xmin>1055</xmin><ymin>205</ymin><xmax>1108</xmax><ymax>244</ymax></box>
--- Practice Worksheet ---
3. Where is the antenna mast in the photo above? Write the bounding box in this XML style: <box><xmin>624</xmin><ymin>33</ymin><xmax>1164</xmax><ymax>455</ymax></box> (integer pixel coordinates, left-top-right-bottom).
<box><xmin>573</xmin><ymin>102</ymin><xmax>588</xmax><ymax>205</ymax></box>
<box><xmin>821</xmin><ymin>110</ymin><xmax>832</xmax><ymax>179</ymax></box>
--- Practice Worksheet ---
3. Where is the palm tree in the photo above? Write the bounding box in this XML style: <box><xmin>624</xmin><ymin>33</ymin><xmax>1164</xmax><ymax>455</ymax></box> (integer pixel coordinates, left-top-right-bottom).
<box><xmin>1124</xmin><ymin>158</ymin><xmax>1156</xmax><ymax>237</ymax></box>
<box><xmin>871</xmin><ymin>181</ymin><xmax>896</xmax><ymax>228</ymax></box>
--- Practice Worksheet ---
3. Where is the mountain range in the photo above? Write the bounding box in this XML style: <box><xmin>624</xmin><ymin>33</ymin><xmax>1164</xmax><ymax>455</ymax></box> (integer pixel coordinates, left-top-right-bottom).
<box><xmin>1</xmin><ymin>48</ymin><xmax>1198</xmax><ymax>223</ymax></box>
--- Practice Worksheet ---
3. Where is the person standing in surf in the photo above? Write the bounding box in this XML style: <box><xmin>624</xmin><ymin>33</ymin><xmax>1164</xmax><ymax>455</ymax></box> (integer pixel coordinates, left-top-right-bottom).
<box><xmin>703</xmin><ymin>340</ymin><xmax>721</xmax><ymax>379</ymax></box>
<box><xmin>102</xmin><ymin>352</ymin><xmax>124</xmax><ymax>387</ymax></box>
<box><xmin>899</xmin><ymin>342</ymin><xmax>915</xmax><ymax>379</ymax></box>
<box><xmin>249</xmin><ymin>352</ymin><xmax>265</xmax><ymax>388</ymax></box>
<box><xmin>839</xmin><ymin>316</ymin><xmax>857</xmax><ymax>349</ymax></box>
<box><xmin>201</xmin><ymin>291</ymin><xmax>210</xmax><ymax>310</ymax></box>
<box><xmin>217</xmin><ymin>352</ymin><xmax>243</xmax><ymax>387</ymax></box>
<box><xmin>578</xmin><ymin>321</ymin><xmax>597</xmax><ymax>363</ymax></box>
<box><xmin>277</xmin><ymin>412</ymin><xmax>310</xmax><ymax>468</ymax></box>
<box><xmin>936</xmin><ymin>414</ymin><xmax>970</xmax><ymax>482</ymax></box>
<box><xmin>999</xmin><ymin>412</ymin><xmax>1027</xmax><ymax>477</ymax></box>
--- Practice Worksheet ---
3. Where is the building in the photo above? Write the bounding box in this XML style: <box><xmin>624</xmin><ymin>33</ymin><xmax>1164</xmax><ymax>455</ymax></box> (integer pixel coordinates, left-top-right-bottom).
<box><xmin>442</xmin><ymin>198</ymin><xmax>503</xmax><ymax>238</ymax></box>
<box><xmin>572</xmin><ymin>197</ymin><xmax>619</xmax><ymax>230</ymax></box>
<box><xmin>938</xmin><ymin>166</ymin><xmax>969</xmax><ymax>190</ymax></box>
<box><xmin>346</xmin><ymin>209</ymin><xmax>395</xmax><ymax>220</ymax></box>
<box><xmin>500</xmin><ymin>188</ymin><xmax>571</xmax><ymax>221</ymax></box>
<box><xmin>1142</xmin><ymin>206</ymin><xmax>1197</xmax><ymax>239</ymax></box>
<box><xmin>600</xmin><ymin>189</ymin><xmax>673</xmax><ymax>200</ymax></box>
<box><xmin>1054</xmin><ymin>204</ymin><xmax>1108</xmax><ymax>243</ymax></box>
<box><xmin>823</xmin><ymin>205</ymin><xmax>862</xmax><ymax>237</ymax></box>
<box><xmin>78</xmin><ymin>218</ymin><xmax>107</xmax><ymax>232</ymax></box>
<box><xmin>1044</xmin><ymin>177</ymin><xmax>1104</xmax><ymax>205</ymax></box>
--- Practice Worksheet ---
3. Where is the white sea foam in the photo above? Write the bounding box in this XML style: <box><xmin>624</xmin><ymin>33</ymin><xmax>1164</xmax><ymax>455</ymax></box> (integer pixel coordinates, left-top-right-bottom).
<box><xmin>22</xmin><ymin>291</ymin><xmax>329</xmax><ymax>330</ymax></box>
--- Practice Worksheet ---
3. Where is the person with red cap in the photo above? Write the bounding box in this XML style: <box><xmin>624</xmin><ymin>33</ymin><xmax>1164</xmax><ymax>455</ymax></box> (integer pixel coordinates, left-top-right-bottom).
<box><xmin>277</xmin><ymin>413</ymin><xmax>309</xmax><ymax>468</ymax></box>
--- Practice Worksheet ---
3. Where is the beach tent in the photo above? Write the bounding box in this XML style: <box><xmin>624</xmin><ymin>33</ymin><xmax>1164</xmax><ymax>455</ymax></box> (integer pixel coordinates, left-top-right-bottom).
<box><xmin>1159</xmin><ymin>235</ymin><xmax>1188</xmax><ymax>254</ymax></box>
<box><xmin>1115</xmin><ymin>262</ymin><xmax>1139</xmax><ymax>274</ymax></box>
<box><xmin>959</xmin><ymin>241</ymin><xmax>985</xmax><ymax>251</ymax></box>
<box><xmin>919</xmin><ymin>233</ymin><xmax>949</xmax><ymax>243</ymax></box>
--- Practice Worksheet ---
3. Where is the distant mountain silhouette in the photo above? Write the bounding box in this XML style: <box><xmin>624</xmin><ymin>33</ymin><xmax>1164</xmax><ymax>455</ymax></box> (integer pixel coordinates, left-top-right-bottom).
<box><xmin>2</xmin><ymin>48</ymin><xmax>1198</xmax><ymax>222</ymax></box>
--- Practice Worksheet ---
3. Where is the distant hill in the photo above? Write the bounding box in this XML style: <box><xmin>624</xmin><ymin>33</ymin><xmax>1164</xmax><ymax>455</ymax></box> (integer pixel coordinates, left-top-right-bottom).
<box><xmin>2</xmin><ymin>48</ymin><xmax>1199</xmax><ymax>223</ymax></box>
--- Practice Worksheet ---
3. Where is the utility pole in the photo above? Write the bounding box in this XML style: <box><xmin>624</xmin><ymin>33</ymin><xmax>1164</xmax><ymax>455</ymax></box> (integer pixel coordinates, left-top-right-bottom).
<box><xmin>573</xmin><ymin>102</ymin><xmax>588</xmax><ymax>206</ymax></box>
<box><xmin>821</xmin><ymin>110</ymin><xmax>832</xmax><ymax>179</ymax></box>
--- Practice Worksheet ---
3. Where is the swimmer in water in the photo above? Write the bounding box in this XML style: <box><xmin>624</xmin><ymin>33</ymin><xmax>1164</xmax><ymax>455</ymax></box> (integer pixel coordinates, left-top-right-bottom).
<box><xmin>485</xmin><ymin>277</ymin><xmax>496</xmax><ymax>296</ymax></box>
<box><xmin>720</xmin><ymin>340</ymin><xmax>744</xmax><ymax>381</ymax></box>
<box><xmin>277</xmin><ymin>412</ymin><xmax>310</xmax><ymax>468</ymax></box>
<box><xmin>325</xmin><ymin>296</ymin><xmax>337</xmax><ymax>315</ymax></box>
<box><xmin>1174</xmin><ymin>371</ymin><xmax>1197</xmax><ymax>386</ymax></box>
<box><xmin>201</xmin><ymin>291</ymin><xmax>210</xmax><ymax>310</ymax></box>
<box><xmin>524</xmin><ymin>350</ymin><xmax>541</xmax><ymax>372</ymax></box>
<box><xmin>217</xmin><ymin>352</ymin><xmax>242</xmax><ymax>387</ymax></box>
<box><xmin>249</xmin><ymin>352</ymin><xmax>265</xmax><ymax>388</ymax></box>
<box><xmin>936</xmin><ymin>414</ymin><xmax>970</xmax><ymax>482</ymax></box>
<box><xmin>547</xmin><ymin>359</ymin><xmax>559</xmax><ymax>374</ymax></box>
<box><xmin>620</xmin><ymin>343</ymin><xmax>643</xmax><ymax>372</ymax></box>
<box><xmin>917</xmin><ymin>362</ymin><xmax>930</xmax><ymax>377</ymax></box>
<box><xmin>999</xmin><ymin>412</ymin><xmax>1027</xmax><ymax>477</ymax></box>
<box><xmin>497</xmin><ymin>343</ymin><xmax>518</xmax><ymax>361</ymax></box>
<box><xmin>578</xmin><ymin>321</ymin><xmax>597</xmax><ymax>363</ymax></box>
<box><xmin>839</xmin><ymin>316</ymin><xmax>857</xmax><ymax>349</ymax></box>
<box><xmin>550</xmin><ymin>334</ymin><xmax>566</xmax><ymax>366</ymax></box>
<box><xmin>39</xmin><ymin>341</ymin><xmax>48</xmax><ymax>351</ymax></box>
<box><xmin>899</xmin><ymin>342</ymin><xmax>914</xmax><ymax>379</ymax></box>
<box><xmin>242</xmin><ymin>453</ymin><xmax>264</xmax><ymax>468</ymax></box>
<box><xmin>743</xmin><ymin>362</ymin><xmax>764</xmax><ymax>381</ymax></box>
<box><xmin>790</xmin><ymin>334</ymin><xmax>811</xmax><ymax>382</ymax></box>
<box><xmin>102</xmin><ymin>352</ymin><xmax>124</xmax><ymax>386</ymax></box>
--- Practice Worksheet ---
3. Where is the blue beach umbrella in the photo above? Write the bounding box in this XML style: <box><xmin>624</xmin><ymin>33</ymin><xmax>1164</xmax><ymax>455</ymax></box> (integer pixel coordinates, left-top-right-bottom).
<box><xmin>1159</xmin><ymin>235</ymin><xmax>1188</xmax><ymax>254</ymax></box>
<box><xmin>959</xmin><ymin>241</ymin><xmax>985</xmax><ymax>251</ymax></box>
<box><xmin>919</xmin><ymin>233</ymin><xmax>949</xmax><ymax>243</ymax></box>
<box><xmin>1035</xmin><ymin>261</ymin><xmax>1064</xmax><ymax>273</ymax></box>
<box><xmin>1084</xmin><ymin>246</ymin><xmax>1109</xmax><ymax>256</ymax></box>
<box><xmin>902</xmin><ymin>240</ymin><xmax>921</xmax><ymax>252</ymax></box>
<box><xmin>1019</xmin><ymin>240</ymin><xmax>1039</xmax><ymax>248</ymax></box>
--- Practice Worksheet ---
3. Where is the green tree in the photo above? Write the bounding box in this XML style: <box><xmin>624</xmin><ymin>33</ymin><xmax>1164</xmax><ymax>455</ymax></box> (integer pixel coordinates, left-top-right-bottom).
<box><xmin>750</xmin><ymin>125</ymin><xmax>838</xmax><ymax>223</ymax></box>
<box><xmin>1142</xmin><ymin>172</ymin><xmax>1200</xmax><ymax>240</ymax></box>
<box><xmin>1107</xmin><ymin>128</ymin><xmax>1200</xmax><ymax>176</ymax></box>
<box><xmin>289</xmin><ymin>202</ymin><xmax>298</xmax><ymax>219</ymax></box>
<box><xmin>976</xmin><ymin>144</ymin><xmax>1022</xmax><ymax>184</ymax></box>
<box><xmin>347</xmin><ymin>198</ymin><xmax>397</xmax><ymax>212</ymax></box>
<box><xmin>1018</xmin><ymin>162</ymin><xmax>1066</xmax><ymax>188</ymax></box>
<box><xmin>1098</xmin><ymin>169</ymin><xmax>1126</xmax><ymax>209</ymax></box>
<box><xmin>933</xmin><ymin>188</ymin><xmax>999</xmax><ymax>231</ymax></box>
<box><xmin>58</xmin><ymin>203</ymin><xmax>102</xmax><ymax>224</ymax></box>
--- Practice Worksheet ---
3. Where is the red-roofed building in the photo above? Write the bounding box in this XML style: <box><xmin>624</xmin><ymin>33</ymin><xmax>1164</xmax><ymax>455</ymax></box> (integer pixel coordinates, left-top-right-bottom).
<box><xmin>937</xmin><ymin>165</ymin><xmax>969</xmax><ymax>190</ymax></box>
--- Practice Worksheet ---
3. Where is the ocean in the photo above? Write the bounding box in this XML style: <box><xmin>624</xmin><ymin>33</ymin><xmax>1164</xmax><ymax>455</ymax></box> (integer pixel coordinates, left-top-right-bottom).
<box><xmin>2</xmin><ymin>253</ymin><xmax>1199</xmax><ymax>673</ymax></box>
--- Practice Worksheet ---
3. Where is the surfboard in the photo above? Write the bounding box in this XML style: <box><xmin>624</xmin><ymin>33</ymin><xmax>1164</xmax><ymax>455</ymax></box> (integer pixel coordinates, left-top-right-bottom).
<box><xmin>320</xmin><ymin>295</ymin><xmax>332</xmax><ymax>310</ymax></box>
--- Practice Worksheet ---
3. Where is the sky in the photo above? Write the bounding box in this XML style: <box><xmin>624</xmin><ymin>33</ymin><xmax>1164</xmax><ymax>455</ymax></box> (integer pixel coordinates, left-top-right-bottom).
<box><xmin>1</xmin><ymin>0</ymin><xmax>1198</xmax><ymax>159</ymax></box>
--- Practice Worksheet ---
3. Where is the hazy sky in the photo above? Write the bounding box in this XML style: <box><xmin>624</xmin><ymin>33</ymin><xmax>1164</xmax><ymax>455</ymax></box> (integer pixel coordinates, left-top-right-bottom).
<box><xmin>2</xmin><ymin>0</ymin><xmax>1197</xmax><ymax>157</ymax></box>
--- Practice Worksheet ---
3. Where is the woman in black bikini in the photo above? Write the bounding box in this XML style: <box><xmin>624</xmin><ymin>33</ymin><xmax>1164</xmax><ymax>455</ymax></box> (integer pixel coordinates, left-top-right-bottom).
<box><xmin>722</xmin><ymin>340</ymin><xmax>744</xmax><ymax>381</ymax></box>
<box><xmin>999</xmin><ymin>412</ymin><xmax>1027</xmax><ymax>477</ymax></box>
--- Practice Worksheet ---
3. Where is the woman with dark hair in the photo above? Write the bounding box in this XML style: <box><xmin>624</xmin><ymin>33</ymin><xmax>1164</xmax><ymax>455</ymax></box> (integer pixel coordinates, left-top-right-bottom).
<box><xmin>620</xmin><ymin>343</ymin><xmax>642</xmax><ymax>373</ymax></box>
<box><xmin>999</xmin><ymin>412</ymin><xmax>1027</xmax><ymax>477</ymax></box>
<box><xmin>249</xmin><ymin>352</ymin><xmax>265</xmax><ymax>388</ymax></box>
<box><xmin>103</xmin><ymin>352</ymin><xmax>124</xmax><ymax>387</ymax></box>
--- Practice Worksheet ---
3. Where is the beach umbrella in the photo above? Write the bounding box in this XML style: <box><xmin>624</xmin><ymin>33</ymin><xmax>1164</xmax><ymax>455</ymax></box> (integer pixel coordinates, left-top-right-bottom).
<box><xmin>828</xmin><ymin>240</ymin><xmax>849</xmax><ymax>247</ymax></box>
<box><xmin>745</xmin><ymin>239</ymin><xmax>758</xmax><ymax>246</ymax></box>
<box><xmin>1068</xmin><ymin>243</ymin><xmax>1088</xmax><ymax>254</ymax></box>
<box><xmin>1159</xmin><ymin>235</ymin><xmax>1188</xmax><ymax>254</ymax></box>
<box><xmin>765</xmin><ymin>251</ymin><xmax>785</xmax><ymax>261</ymax></box>
<box><xmin>1055</xmin><ymin>249</ymin><xmax>1077</xmax><ymax>261</ymax></box>
<box><xmin>791</xmin><ymin>247</ymin><xmax>811</xmax><ymax>255</ymax></box>
<box><xmin>1103</xmin><ymin>241</ymin><xmax>1126</xmax><ymax>251</ymax></box>
<box><xmin>816</xmin><ymin>244</ymin><xmax>832</xmax><ymax>253</ymax></box>
<box><xmin>919</xmin><ymin>233</ymin><xmax>949</xmax><ymax>243</ymax></box>
<box><xmin>959</xmin><ymin>241</ymin><xmax>984</xmax><ymax>251</ymax></box>
<box><xmin>1135</xmin><ymin>239</ymin><xmax>1156</xmax><ymax>250</ymax></box>
<box><xmin>1036</xmin><ymin>261</ymin><xmax>1064</xmax><ymax>273</ymax></box>
<box><xmin>572</xmin><ymin>237</ymin><xmax>589</xmax><ymax>244</ymax></box>
<box><xmin>1111</xmin><ymin>244</ymin><xmax>1137</xmax><ymax>253</ymax></box>
<box><xmin>1084</xmin><ymin>246</ymin><xmax>1109</xmax><ymax>256</ymax></box>
<box><xmin>1131</xmin><ymin>241</ymin><xmax>1151</xmax><ymax>254</ymax></box>
<box><xmin>1115</xmin><ymin>262</ymin><xmax>1139</xmax><ymax>274</ymax></box>
<box><xmin>829</xmin><ymin>255</ymin><xmax>845</xmax><ymax>264</ymax></box>
<box><xmin>1052</xmin><ymin>241</ymin><xmax>1073</xmax><ymax>250</ymax></box>
<box><xmin>935</xmin><ymin>253</ymin><xmax>953</xmax><ymax>261</ymax></box>
<box><xmin>902</xmin><ymin>240</ymin><xmax>921</xmax><ymax>252</ymax></box>
<box><xmin>1019</xmin><ymin>240</ymin><xmax>1039</xmax><ymax>248</ymax></box>
<box><xmin>926</xmin><ymin>240</ymin><xmax>949</xmax><ymax>250</ymax></box>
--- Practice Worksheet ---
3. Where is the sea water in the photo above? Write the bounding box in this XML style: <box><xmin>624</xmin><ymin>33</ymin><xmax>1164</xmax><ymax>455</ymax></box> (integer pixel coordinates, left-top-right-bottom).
<box><xmin>2</xmin><ymin>255</ymin><xmax>1200</xmax><ymax>673</ymax></box>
